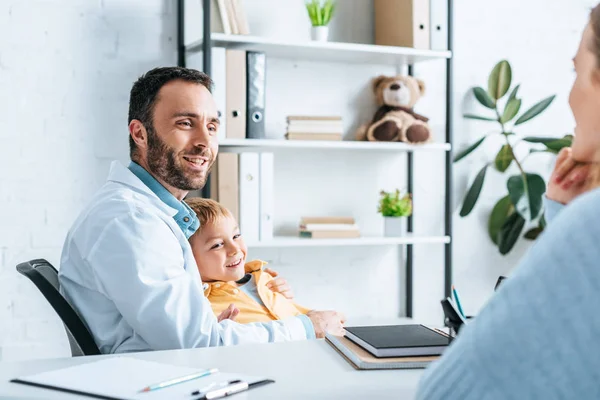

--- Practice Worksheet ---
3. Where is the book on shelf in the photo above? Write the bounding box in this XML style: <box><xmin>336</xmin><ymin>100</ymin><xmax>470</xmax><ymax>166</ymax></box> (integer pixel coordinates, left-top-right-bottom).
<box><xmin>299</xmin><ymin>230</ymin><xmax>360</xmax><ymax>239</ymax></box>
<box><xmin>298</xmin><ymin>216</ymin><xmax>360</xmax><ymax>239</ymax></box>
<box><xmin>299</xmin><ymin>223</ymin><xmax>360</xmax><ymax>231</ymax></box>
<box><xmin>285</xmin><ymin>115</ymin><xmax>343</xmax><ymax>141</ymax></box>
<box><xmin>285</xmin><ymin>133</ymin><xmax>342</xmax><ymax>141</ymax></box>
<box><xmin>301</xmin><ymin>216</ymin><xmax>355</xmax><ymax>224</ymax></box>
<box><xmin>210</xmin><ymin>0</ymin><xmax>249</xmax><ymax>35</ymax></box>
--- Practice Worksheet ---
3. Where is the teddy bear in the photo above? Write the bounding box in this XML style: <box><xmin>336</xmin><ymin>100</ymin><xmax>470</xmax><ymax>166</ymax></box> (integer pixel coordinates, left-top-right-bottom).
<box><xmin>356</xmin><ymin>74</ymin><xmax>432</xmax><ymax>143</ymax></box>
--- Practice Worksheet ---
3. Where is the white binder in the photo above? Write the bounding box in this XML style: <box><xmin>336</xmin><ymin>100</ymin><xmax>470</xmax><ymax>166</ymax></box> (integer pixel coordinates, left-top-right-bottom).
<box><xmin>430</xmin><ymin>0</ymin><xmax>448</xmax><ymax>51</ymax></box>
<box><xmin>238</xmin><ymin>153</ymin><xmax>260</xmax><ymax>243</ymax></box>
<box><xmin>259</xmin><ymin>153</ymin><xmax>274</xmax><ymax>241</ymax></box>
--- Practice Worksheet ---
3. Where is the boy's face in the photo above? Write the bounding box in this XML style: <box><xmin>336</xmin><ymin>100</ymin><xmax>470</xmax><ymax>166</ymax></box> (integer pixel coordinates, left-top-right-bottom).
<box><xmin>189</xmin><ymin>215</ymin><xmax>247</xmax><ymax>282</ymax></box>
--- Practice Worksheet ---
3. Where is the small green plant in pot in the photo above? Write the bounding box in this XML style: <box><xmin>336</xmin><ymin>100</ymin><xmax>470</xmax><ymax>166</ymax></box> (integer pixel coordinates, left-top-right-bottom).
<box><xmin>378</xmin><ymin>189</ymin><xmax>412</xmax><ymax>237</ymax></box>
<box><xmin>455</xmin><ymin>59</ymin><xmax>573</xmax><ymax>255</ymax></box>
<box><xmin>305</xmin><ymin>0</ymin><xmax>336</xmax><ymax>41</ymax></box>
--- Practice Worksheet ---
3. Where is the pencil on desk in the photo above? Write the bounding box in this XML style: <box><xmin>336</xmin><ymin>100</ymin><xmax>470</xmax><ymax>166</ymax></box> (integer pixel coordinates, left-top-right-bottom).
<box><xmin>139</xmin><ymin>367</ymin><xmax>219</xmax><ymax>392</ymax></box>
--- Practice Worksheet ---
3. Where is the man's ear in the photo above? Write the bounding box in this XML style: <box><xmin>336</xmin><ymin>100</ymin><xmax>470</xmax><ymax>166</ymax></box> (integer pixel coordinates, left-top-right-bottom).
<box><xmin>129</xmin><ymin>119</ymin><xmax>148</xmax><ymax>150</ymax></box>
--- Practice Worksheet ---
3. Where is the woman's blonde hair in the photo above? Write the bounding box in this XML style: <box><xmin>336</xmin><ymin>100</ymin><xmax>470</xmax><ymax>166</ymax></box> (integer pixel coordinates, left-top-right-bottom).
<box><xmin>185</xmin><ymin>198</ymin><xmax>233</xmax><ymax>232</ymax></box>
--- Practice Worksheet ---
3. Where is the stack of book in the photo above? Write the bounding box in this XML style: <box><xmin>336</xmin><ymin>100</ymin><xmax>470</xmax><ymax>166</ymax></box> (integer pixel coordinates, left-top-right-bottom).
<box><xmin>285</xmin><ymin>116</ymin><xmax>343</xmax><ymax>141</ymax></box>
<box><xmin>325</xmin><ymin>324</ymin><xmax>451</xmax><ymax>370</ymax></box>
<box><xmin>298</xmin><ymin>216</ymin><xmax>360</xmax><ymax>239</ymax></box>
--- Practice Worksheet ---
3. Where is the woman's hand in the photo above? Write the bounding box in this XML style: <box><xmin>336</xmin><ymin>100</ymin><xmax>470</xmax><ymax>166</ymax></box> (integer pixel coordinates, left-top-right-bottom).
<box><xmin>264</xmin><ymin>268</ymin><xmax>294</xmax><ymax>299</ymax></box>
<box><xmin>546</xmin><ymin>147</ymin><xmax>592</xmax><ymax>205</ymax></box>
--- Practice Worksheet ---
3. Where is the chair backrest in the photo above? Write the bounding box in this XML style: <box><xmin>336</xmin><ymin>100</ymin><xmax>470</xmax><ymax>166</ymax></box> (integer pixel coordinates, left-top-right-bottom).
<box><xmin>16</xmin><ymin>259</ymin><xmax>101</xmax><ymax>357</ymax></box>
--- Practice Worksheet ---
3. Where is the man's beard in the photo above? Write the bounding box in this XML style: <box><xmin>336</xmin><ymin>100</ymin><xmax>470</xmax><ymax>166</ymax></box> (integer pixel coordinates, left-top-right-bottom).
<box><xmin>146</xmin><ymin>125</ymin><xmax>213</xmax><ymax>191</ymax></box>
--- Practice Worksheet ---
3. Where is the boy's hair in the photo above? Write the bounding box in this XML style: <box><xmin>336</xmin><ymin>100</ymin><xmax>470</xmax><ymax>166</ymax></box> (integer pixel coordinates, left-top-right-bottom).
<box><xmin>186</xmin><ymin>198</ymin><xmax>233</xmax><ymax>232</ymax></box>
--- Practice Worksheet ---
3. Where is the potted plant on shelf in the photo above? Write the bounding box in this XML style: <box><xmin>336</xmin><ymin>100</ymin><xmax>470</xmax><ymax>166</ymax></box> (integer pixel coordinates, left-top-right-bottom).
<box><xmin>378</xmin><ymin>189</ymin><xmax>413</xmax><ymax>237</ymax></box>
<box><xmin>305</xmin><ymin>0</ymin><xmax>336</xmax><ymax>42</ymax></box>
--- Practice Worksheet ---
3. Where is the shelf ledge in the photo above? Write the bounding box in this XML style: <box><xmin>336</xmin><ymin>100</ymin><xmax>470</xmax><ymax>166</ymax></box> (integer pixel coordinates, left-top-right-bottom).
<box><xmin>186</xmin><ymin>33</ymin><xmax>451</xmax><ymax>65</ymax></box>
<box><xmin>246</xmin><ymin>235</ymin><xmax>451</xmax><ymax>248</ymax></box>
<box><xmin>218</xmin><ymin>138</ymin><xmax>451</xmax><ymax>152</ymax></box>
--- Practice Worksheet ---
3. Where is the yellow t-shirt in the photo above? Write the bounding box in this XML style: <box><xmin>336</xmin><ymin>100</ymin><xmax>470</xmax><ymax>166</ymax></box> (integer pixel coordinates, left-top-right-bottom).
<box><xmin>203</xmin><ymin>260</ymin><xmax>311</xmax><ymax>324</ymax></box>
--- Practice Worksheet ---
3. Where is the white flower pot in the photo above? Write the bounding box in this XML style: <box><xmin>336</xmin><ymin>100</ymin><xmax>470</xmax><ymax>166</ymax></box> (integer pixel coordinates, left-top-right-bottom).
<box><xmin>311</xmin><ymin>26</ymin><xmax>329</xmax><ymax>42</ymax></box>
<box><xmin>383</xmin><ymin>216</ymin><xmax>407</xmax><ymax>237</ymax></box>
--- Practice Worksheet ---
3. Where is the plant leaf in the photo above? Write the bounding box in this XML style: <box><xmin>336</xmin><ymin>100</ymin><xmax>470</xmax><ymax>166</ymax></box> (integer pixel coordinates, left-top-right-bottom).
<box><xmin>524</xmin><ymin>226</ymin><xmax>544</xmax><ymax>240</ymax></box>
<box><xmin>498</xmin><ymin>212</ymin><xmax>526</xmax><ymax>254</ymax></box>
<box><xmin>507</xmin><ymin>84</ymin><xmax>520</xmax><ymax>103</ymax></box>
<box><xmin>488</xmin><ymin>195</ymin><xmax>514</xmax><ymax>245</ymax></box>
<box><xmin>473</xmin><ymin>87</ymin><xmax>496</xmax><ymax>109</ymax></box>
<box><xmin>514</xmin><ymin>95</ymin><xmax>556</xmax><ymax>125</ymax></box>
<box><xmin>464</xmin><ymin>114</ymin><xmax>497</xmax><ymax>122</ymax></box>
<box><xmin>539</xmin><ymin>213</ymin><xmax>547</xmax><ymax>228</ymax></box>
<box><xmin>507</xmin><ymin>173</ymin><xmax>546</xmax><ymax>220</ymax></box>
<box><xmin>522</xmin><ymin>134</ymin><xmax>573</xmax><ymax>153</ymax></box>
<box><xmin>522</xmin><ymin>136</ymin><xmax>562</xmax><ymax>143</ymax></box>
<box><xmin>453</xmin><ymin>136</ymin><xmax>486</xmax><ymax>162</ymax></box>
<box><xmin>494</xmin><ymin>144</ymin><xmax>514</xmax><ymax>172</ymax></box>
<box><xmin>459</xmin><ymin>165</ymin><xmax>488</xmax><ymax>217</ymax></box>
<box><xmin>501</xmin><ymin>98</ymin><xmax>521</xmax><ymax>124</ymax></box>
<box><xmin>488</xmin><ymin>60</ymin><xmax>512</xmax><ymax>100</ymax></box>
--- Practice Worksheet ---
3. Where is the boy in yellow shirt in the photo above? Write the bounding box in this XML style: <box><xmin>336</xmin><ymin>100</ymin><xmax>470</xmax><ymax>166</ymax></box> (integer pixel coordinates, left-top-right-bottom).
<box><xmin>186</xmin><ymin>198</ymin><xmax>316</xmax><ymax>325</ymax></box>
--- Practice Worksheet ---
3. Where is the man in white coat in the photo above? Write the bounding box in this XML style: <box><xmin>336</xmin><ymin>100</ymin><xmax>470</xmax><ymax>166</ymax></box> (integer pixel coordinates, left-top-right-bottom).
<box><xmin>58</xmin><ymin>67</ymin><xmax>345</xmax><ymax>354</ymax></box>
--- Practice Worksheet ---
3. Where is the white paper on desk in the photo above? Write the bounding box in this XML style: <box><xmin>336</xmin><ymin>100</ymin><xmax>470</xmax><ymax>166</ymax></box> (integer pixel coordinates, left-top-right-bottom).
<box><xmin>11</xmin><ymin>357</ymin><xmax>269</xmax><ymax>400</ymax></box>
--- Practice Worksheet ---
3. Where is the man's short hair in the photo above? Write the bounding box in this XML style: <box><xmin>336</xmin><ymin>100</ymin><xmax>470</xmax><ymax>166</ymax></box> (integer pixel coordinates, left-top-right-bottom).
<box><xmin>128</xmin><ymin>67</ymin><xmax>213</xmax><ymax>159</ymax></box>
<box><xmin>186</xmin><ymin>198</ymin><xmax>233</xmax><ymax>235</ymax></box>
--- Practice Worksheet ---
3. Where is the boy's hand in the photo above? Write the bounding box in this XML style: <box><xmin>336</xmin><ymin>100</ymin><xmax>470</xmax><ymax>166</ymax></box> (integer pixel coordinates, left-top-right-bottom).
<box><xmin>217</xmin><ymin>304</ymin><xmax>239</xmax><ymax>322</ymax></box>
<box><xmin>547</xmin><ymin>147</ymin><xmax>591</xmax><ymax>205</ymax></box>
<box><xmin>264</xmin><ymin>268</ymin><xmax>294</xmax><ymax>299</ymax></box>
<box><xmin>306</xmin><ymin>310</ymin><xmax>346</xmax><ymax>338</ymax></box>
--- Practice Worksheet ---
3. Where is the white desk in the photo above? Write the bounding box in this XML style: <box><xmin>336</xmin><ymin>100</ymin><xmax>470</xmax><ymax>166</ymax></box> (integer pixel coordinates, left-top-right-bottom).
<box><xmin>0</xmin><ymin>339</ymin><xmax>425</xmax><ymax>399</ymax></box>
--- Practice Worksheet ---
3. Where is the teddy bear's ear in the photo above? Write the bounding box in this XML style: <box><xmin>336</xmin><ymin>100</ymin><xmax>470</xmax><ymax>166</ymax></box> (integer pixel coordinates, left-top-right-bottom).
<box><xmin>416</xmin><ymin>78</ymin><xmax>426</xmax><ymax>95</ymax></box>
<box><xmin>372</xmin><ymin>75</ymin><xmax>389</xmax><ymax>92</ymax></box>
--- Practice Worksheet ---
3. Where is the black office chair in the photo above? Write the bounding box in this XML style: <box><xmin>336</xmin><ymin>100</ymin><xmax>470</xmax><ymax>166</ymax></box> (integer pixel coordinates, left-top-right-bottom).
<box><xmin>16</xmin><ymin>259</ymin><xmax>101</xmax><ymax>357</ymax></box>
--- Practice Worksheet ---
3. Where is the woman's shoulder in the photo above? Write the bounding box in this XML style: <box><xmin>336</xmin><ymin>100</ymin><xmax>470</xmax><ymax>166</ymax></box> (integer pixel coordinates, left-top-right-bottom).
<box><xmin>555</xmin><ymin>187</ymin><xmax>600</xmax><ymax>225</ymax></box>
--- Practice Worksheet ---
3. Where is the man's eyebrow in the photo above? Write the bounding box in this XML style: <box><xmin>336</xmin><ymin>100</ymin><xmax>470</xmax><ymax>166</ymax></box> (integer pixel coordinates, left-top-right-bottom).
<box><xmin>172</xmin><ymin>112</ymin><xmax>220</xmax><ymax>125</ymax></box>
<box><xmin>172</xmin><ymin>111</ymin><xmax>199</xmax><ymax>118</ymax></box>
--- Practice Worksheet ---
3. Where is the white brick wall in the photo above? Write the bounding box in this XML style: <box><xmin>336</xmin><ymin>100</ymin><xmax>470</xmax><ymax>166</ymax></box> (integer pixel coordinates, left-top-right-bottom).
<box><xmin>0</xmin><ymin>0</ymin><xmax>176</xmax><ymax>361</ymax></box>
<box><xmin>0</xmin><ymin>0</ymin><xmax>594</xmax><ymax>361</ymax></box>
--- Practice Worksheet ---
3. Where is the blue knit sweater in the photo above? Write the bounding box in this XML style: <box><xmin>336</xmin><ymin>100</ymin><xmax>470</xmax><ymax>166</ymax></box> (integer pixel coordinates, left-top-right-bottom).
<box><xmin>416</xmin><ymin>189</ymin><xmax>600</xmax><ymax>399</ymax></box>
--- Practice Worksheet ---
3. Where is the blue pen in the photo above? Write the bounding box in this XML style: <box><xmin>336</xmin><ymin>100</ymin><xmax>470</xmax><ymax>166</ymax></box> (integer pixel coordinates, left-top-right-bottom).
<box><xmin>452</xmin><ymin>285</ymin><xmax>466</xmax><ymax>319</ymax></box>
<box><xmin>139</xmin><ymin>367</ymin><xmax>219</xmax><ymax>392</ymax></box>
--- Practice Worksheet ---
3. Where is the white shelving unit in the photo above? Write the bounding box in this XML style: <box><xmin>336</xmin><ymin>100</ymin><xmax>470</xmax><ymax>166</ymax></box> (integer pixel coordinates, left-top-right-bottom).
<box><xmin>186</xmin><ymin>33</ymin><xmax>452</xmax><ymax>65</ymax></box>
<box><xmin>218</xmin><ymin>138</ymin><xmax>451</xmax><ymax>153</ymax></box>
<box><xmin>245</xmin><ymin>235</ymin><xmax>451</xmax><ymax>248</ymax></box>
<box><xmin>178</xmin><ymin>0</ymin><xmax>454</xmax><ymax>318</ymax></box>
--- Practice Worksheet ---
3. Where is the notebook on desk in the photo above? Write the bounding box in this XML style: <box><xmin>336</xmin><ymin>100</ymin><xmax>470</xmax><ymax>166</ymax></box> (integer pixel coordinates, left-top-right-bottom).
<box><xmin>326</xmin><ymin>334</ymin><xmax>439</xmax><ymax>370</ymax></box>
<box><xmin>344</xmin><ymin>324</ymin><xmax>452</xmax><ymax>358</ymax></box>
<box><xmin>10</xmin><ymin>357</ymin><xmax>274</xmax><ymax>400</ymax></box>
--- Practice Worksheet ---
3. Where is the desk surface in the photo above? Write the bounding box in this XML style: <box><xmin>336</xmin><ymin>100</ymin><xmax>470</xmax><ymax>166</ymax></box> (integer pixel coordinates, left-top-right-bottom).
<box><xmin>0</xmin><ymin>339</ymin><xmax>425</xmax><ymax>399</ymax></box>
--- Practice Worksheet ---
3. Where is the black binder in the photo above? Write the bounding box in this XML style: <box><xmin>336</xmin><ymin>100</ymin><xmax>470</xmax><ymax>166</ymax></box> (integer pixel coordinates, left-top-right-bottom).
<box><xmin>245</xmin><ymin>51</ymin><xmax>266</xmax><ymax>139</ymax></box>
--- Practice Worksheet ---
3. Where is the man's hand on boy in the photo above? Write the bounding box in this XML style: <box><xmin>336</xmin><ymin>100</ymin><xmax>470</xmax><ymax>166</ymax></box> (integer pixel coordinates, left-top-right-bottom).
<box><xmin>217</xmin><ymin>304</ymin><xmax>239</xmax><ymax>322</ymax></box>
<box><xmin>306</xmin><ymin>310</ymin><xmax>346</xmax><ymax>338</ymax></box>
<box><xmin>264</xmin><ymin>268</ymin><xmax>294</xmax><ymax>299</ymax></box>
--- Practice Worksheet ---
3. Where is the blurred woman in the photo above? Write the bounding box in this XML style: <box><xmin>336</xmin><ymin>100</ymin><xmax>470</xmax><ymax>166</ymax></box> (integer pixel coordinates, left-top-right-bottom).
<box><xmin>417</xmin><ymin>4</ymin><xmax>600</xmax><ymax>399</ymax></box>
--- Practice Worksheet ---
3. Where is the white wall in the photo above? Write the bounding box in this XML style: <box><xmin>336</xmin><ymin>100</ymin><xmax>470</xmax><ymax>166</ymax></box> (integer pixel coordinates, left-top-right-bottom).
<box><xmin>0</xmin><ymin>0</ymin><xmax>176</xmax><ymax>361</ymax></box>
<box><xmin>0</xmin><ymin>0</ymin><xmax>594</xmax><ymax>361</ymax></box>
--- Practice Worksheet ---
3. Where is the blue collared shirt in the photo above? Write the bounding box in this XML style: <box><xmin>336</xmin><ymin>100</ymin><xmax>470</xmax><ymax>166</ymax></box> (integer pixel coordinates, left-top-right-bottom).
<box><xmin>128</xmin><ymin>162</ymin><xmax>200</xmax><ymax>239</ymax></box>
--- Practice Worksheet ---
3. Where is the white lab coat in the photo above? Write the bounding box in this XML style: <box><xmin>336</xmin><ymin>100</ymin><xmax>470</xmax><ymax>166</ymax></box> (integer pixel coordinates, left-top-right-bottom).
<box><xmin>58</xmin><ymin>161</ymin><xmax>309</xmax><ymax>354</ymax></box>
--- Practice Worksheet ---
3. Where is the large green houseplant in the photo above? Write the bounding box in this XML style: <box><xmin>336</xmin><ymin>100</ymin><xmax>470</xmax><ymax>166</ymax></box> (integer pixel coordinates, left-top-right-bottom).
<box><xmin>455</xmin><ymin>60</ymin><xmax>572</xmax><ymax>255</ymax></box>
